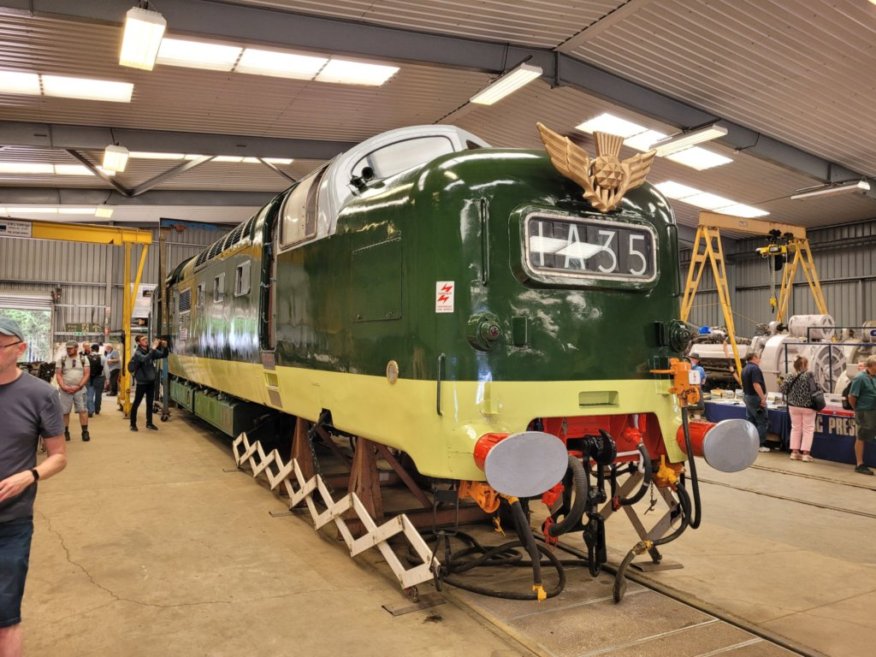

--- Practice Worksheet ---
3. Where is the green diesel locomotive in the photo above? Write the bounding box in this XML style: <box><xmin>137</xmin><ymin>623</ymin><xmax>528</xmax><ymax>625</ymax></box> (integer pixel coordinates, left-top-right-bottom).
<box><xmin>165</xmin><ymin>123</ymin><xmax>756</xmax><ymax>594</ymax></box>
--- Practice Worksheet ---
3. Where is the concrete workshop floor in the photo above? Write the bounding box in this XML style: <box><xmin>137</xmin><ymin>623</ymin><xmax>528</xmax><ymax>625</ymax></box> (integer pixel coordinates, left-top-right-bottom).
<box><xmin>26</xmin><ymin>408</ymin><xmax>529</xmax><ymax>657</ymax></box>
<box><xmin>27</xmin><ymin>405</ymin><xmax>876</xmax><ymax>657</ymax></box>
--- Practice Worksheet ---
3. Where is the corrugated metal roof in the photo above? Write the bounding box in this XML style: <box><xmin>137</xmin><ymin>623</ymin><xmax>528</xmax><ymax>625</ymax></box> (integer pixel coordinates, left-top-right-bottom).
<box><xmin>235</xmin><ymin>0</ymin><xmax>619</xmax><ymax>48</ymax></box>
<box><xmin>0</xmin><ymin>1</ymin><xmax>873</xmax><ymax>229</ymax></box>
<box><xmin>571</xmin><ymin>0</ymin><xmax>876</xmax><ymax>178</ymax></box>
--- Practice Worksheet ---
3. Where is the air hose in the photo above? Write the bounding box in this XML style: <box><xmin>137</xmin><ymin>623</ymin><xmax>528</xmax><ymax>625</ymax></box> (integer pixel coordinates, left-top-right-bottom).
<box><xmin>547</xmin><ymin>456</ymin><xmax>588</xmax><ymax>536</ymax></box>
<box><xmin>612</xmin><ymin>478</ymin><xmax>693</xmax><ymax>603</ymax></box>
<box><xmin>617</xmin><ymin>443</ymin><xmax>653</xmax><ymax>507</ymax></box>
<box><xmin>679</xmin><ymin>406</ymin><xmax>703</xmax><ymax>528</ymax></box>
<box><xmin>423</xmin><ymin>530</ymin><xmax>567</xmax><ymax>600</ymax></box>
<box><xmin>508</xmin><ymin>497</ymin><xmax>547</xmax><ymax>600</ymax></box>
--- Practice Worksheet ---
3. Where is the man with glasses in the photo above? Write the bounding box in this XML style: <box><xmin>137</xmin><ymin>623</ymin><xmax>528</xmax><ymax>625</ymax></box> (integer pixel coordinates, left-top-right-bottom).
<box><xmin>0</xmin><ymin>317</ymin><xmax>67</xmax><ymax>656</ymax></box>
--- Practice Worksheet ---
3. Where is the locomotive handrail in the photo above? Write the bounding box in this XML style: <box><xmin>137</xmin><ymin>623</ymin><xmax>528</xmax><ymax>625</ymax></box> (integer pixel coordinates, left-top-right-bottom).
<box><xmin>436</xmin><ymin>353</ymin><xmax>445</xmax><ymax>416</ymax></box>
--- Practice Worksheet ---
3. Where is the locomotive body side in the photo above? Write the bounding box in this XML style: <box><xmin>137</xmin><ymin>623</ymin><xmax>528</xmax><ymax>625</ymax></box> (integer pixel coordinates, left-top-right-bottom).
<box><xmin>167</xmin><ymin>139</ymin><xmax>688</xmax><ymax>482</ymax></box>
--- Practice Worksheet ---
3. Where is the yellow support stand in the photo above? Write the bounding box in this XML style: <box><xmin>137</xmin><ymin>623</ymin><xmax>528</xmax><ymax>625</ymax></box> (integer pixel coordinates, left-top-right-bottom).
<box><xmin>681</xmin><ymin>212</ymin><xmax>830</xmax><ymax>383</ymax></box>
<box><xmin>775</xmin><ymin>238</ymin><xmax>829</xmax><ymax>323</ymax></box>
<box><xmin>680</xmin><ymin>225</ymin><xmax>744</xmax><ymax>380</ymax></box>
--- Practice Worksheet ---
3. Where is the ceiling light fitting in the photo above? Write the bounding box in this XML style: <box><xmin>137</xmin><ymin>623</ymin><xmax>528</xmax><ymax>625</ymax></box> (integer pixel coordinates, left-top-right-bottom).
<box><xmin>652</xmin><ymin>123</ymin><xmax>728</xmax><ymax>156</ymax></box>
<box><xmin>102</xmin><ymin>145</ymin><xmax>130</xmax><ymax>173</ymax></box>
<box><xmin>119</xmin><ymin>5</ymin><xmax>167</xmax><ymax>71</ymax></box>
<box><xmin>470</xmin><ymin>62</ymin><xmax>543</xmax><ymax>106</ymax></box>
<box><xmin>790</xmin><ymin>180</ymin><xmax>871</xmax><ymax>200</ymax></box>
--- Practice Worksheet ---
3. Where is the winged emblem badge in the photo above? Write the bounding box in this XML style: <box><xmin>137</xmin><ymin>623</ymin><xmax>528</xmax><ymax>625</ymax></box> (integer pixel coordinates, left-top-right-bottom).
<box><xmin>537</xmin><ymin>122</ymin><xmax>656</xmax><ymax>213</ymax></box>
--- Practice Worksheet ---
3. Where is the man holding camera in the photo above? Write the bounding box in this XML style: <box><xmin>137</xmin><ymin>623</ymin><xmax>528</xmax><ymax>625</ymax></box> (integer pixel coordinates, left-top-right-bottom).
<box><xmin>127</xmin><ymin>335</ymin><xmax>168</xmax><ymax>432</ymax></box>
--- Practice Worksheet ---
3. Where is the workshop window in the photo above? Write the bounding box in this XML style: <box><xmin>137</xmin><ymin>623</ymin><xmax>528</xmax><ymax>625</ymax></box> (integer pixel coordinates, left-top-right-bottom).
<box><xmin>213</xmin><ymin>273</ymin><xmax>225</xmax><ymax>303</ymax></box>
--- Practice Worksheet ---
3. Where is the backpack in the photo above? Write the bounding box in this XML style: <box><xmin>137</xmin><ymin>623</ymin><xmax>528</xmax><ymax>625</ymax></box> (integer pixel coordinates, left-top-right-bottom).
<box><xmin>87</xmin><ymin>353</ymin><xmax>103</xmax><ymax>374</ymax></box>
<box><xmin>841</xmin><ymin>382</ymin><xmax>853</xmax><ymax>410</ymax></box>
<box><xmin>60</xmin><ymin>354</ymin><xmax>87</xmax><ymax>372</ymax></box>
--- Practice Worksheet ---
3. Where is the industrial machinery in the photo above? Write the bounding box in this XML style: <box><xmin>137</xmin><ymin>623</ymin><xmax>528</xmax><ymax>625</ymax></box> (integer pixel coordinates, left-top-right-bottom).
<box><xmin>758</xmin><ymin>314</ymin><xmax>846</xmax><ymax>392</ymax></box>
<box><xmin>162</xmin><ymin>123</ymin><xmax>757</xmax><ymax>600</ymax></box>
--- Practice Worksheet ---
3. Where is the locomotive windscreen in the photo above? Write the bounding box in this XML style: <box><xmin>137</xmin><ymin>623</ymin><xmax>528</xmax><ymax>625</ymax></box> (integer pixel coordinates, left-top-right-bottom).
<box><xmin>524</xmin><ymin>212</ymin><xmax>657</xmax><ymax>283</ymax></box>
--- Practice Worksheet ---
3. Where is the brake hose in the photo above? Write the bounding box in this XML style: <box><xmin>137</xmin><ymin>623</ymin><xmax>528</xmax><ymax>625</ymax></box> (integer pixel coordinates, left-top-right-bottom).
<box><xmin>548</xmin><ymin>456</ymin><xmax>588</xmax><ymax>536</ymax></box>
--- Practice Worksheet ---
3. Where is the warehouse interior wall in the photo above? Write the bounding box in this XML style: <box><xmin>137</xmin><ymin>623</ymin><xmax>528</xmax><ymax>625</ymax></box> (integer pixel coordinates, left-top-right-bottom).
<box><xmin>0</xmin><ymin>225</ymin><xmax>227</xmax><ymax>343</ymax></box>
<box><xmin>2</xmin><ymin>217</ymin><xmax>874</xmax><ymax>347</ymax></box>
<box><xmin>678</xmin><ymin>218</ymin><xmax>875</xmax><ymax>339</ymax></box>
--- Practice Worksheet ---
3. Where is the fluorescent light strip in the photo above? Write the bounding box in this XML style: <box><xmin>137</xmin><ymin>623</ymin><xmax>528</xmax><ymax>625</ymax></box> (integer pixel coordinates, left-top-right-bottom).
<box><xmin>470</xmin><ymin>63</ymin><xmax>542</xmax><ymax>105</ymax></box>
<box><xmin>95</xmin><ymin>207</ymin><xmax>114</xmax><ymax>218</ymax></box>
<box><xmin>790</xmin><ymin>180</ymin><xmax>870</xmax><ymax>200</ymax></box>
<box><xmin>0</xmin><ymin>71</ymin><xmax>40</xmax><ymax>95</ymax></box>
<box><xmin>665</xmin><ymin>146</ymin><xmax>733</xmax><ymax>171</ymax></box>
<box><xmin>316</xmin><ymin>58</ymin><xmax>399</xmax><ymax>86</ymax></box>
<box><xmin>157</xmin><ymin>38</ymin><xmax>241</xmax><ymax>72</ymax></box>
<box><xmin>42</xmin><ymin>75</ymin><xmax>133</xmax><ymax>102</ymax></box>
<box><xmin>655</xmin><ymin>180</ymin><xmax>769</xmax><ymax>217</ymax></box>
<box><xmin>133</xmin><ymin>31</ymin><xmax>399</xmax><ymax>86</ymax></box>
<box><xmin>237</xmin><ymin>48</ymin><xmax>327</xmax><ymax>79</ymax></box>
<box><xmin>576</xmin><ymin>113</ymin><xmax>647</xmax><ymax>138</ymax></box>
<box><xmin>54</xmin><ymin>165</ymin><xmax>93</xmax><ymax>176</ymax></box>
<box><xmin>58</xmin><ymin>207</ymin><xmax>98</xmax><ymax>215</ymax></box>
<box><xmin>119</xmin><ymin>6</ymin><xmax>167</xmax><ymax>71</ymax></box>
<box><xmin>130</xmin><ymin>152</ymin><xmax>186</xmax><ymax>160</ymax></box>
<box><xmin>576</xmin><ymin>112</ymin><xmax>732</xmax><ymax>170</ymax></box>
<box><xmin>652</xmin><ymin>124</ymin><xmax>728</xmax><ymax>156</ymax></box>
<box><xmin>0</xmin><ymin>162</ymin><xmax>54</xmax><ymax>174</ymax></box>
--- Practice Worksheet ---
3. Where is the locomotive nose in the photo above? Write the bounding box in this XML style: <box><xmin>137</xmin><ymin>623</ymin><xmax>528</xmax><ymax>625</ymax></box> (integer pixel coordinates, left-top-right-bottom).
<box><xmin>474</xmin><ymin>431</ymin><xmax>569</xmax><ymax>498</ymax></box>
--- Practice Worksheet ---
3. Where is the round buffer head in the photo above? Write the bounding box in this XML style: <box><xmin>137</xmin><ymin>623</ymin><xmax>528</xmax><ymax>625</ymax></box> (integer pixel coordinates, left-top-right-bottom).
<box><xmin>702</xmin><ymin>418</ymin><xmax>759</xmax><ymax>472</ymax></box>
<box><xmin>483</xmin><ymin>431</ymin><xmax>569</xmax><ymax>498</ymax></box>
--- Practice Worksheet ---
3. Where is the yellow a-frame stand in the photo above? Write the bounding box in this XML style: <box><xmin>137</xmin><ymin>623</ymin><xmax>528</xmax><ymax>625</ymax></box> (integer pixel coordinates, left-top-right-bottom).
<box><xmin>680</xmin><ymin>212</ymin><xmax>828</xmax><ymax>379</ymax></box>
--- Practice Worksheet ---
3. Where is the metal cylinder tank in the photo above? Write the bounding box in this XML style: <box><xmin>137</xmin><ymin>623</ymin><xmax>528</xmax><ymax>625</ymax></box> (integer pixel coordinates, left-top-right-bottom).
<box><xmin>787</xmin><ymin>314</ymin><xmax>835</xmax><ymax>341</ymax></box>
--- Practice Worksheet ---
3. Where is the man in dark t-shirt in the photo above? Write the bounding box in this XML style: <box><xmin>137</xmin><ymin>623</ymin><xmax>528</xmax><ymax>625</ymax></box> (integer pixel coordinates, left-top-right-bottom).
<box><xmin>741</xmin><ymin>352</ymin><xmax>770</xmax><ymax>452</ymax></box>
<box><xmin>0</xmin><ymin>318</ymin><xmax>67</xmax><ymax>655</ymax></box>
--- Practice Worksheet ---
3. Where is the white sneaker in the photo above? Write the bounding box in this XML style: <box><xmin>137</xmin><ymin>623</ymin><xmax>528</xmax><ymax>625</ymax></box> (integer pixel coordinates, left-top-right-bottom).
<box><xmin>790</xmin><ymin>452</ymin><xmax>802</xmax><ymax>460</ymax></box>
<box><xmin>801</xmin><ymin>454</ymin><xmax>813</xmax><ymax>462</ymax></box>
<box><xmin>758</xmin><ymin>446</ymin><xmax>770</xmax><ymax>452</ymax></box>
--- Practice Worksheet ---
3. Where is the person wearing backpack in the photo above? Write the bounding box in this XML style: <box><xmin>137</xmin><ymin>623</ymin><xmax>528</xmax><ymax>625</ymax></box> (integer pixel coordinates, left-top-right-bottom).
<box><xmin>128</xmin><ymin>335</ymin><xmax>168</xmax><ymax>432</ymax></box>
<box><xmin>54</xmin><ymin>341</ymin><xmax>90</xmax><ymax>442</ymax></box>
<box><xmin>848</xmin><ymin>355</ymin><xmax>876</xmax><ymax>475</ymax></box>
<box><xmin>84</xmin><ymin>344</ymin><xmax>105</xmax><ymax>418</ymax></box>
<box><xmin>780</xmin><ymin>356</ymin><xmax>820</xmax><ymax>462</ymax></box>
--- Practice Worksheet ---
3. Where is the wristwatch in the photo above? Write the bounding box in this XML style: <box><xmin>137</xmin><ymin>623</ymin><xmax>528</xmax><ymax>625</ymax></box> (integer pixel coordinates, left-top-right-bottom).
<box><xmin>30</xmin><ymin>468</ymin><xmax>40</xmax><ymax>482</ymax></box>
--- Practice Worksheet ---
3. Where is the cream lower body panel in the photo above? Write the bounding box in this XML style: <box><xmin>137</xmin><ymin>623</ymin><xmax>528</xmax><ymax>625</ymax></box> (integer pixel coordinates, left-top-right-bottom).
<box><xmin>170</xmin><ymin>354</ymin><xmax>683</xmax><ymax>481</ymax></box>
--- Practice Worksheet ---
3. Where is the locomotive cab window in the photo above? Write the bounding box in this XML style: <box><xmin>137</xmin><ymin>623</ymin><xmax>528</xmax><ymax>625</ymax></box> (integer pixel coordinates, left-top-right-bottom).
<box><xmin>350</xmin><ymin>136</ymin><xmax>453</xmax><ymax>186</ymax></box>
<box><xmin>524</xmin><ymin>213</ymin><xmax>657</xmax><ymax>284</ymax></box>
<box><xmin>196</xmin><ymin>282</ymin><xmax>205</xmax><ymax>308</ymax></box>
<box><xmin>178</xmin><ymin>288</ymin><xmax>191</xmax><ymax>312</ymax></box>
<box><xmin>280</xmin><ymin>167</ymin><xmax>325</xmax><ymax>249</ymax></box>
<box><xmin>213</xmin><ymin>273</ymin><xmax>225</xmax><ymax>302</ymax></box>
<box><xmin>234</xmin><ymin>261</ymin><xmax>251</xmax><ymax>297</ymax></box>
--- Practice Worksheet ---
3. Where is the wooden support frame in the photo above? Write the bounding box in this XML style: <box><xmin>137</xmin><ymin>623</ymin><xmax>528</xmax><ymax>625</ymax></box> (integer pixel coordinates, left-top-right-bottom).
<box><xmin>232</xmin><ymin>431</ymin><xmax>438</xmax><ymax>590</ymax></box>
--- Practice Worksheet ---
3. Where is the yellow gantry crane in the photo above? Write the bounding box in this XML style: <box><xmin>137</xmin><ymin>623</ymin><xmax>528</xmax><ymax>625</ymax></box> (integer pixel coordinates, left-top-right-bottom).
<box><xmin>1</xmin><ymin>219</ymin><xmax>151</xmax><ymax>417</ymax></box>
<box><xmin>680</xmin><ymin>211</ymin><xmax>829</xmax><ymax>377</ymax></box>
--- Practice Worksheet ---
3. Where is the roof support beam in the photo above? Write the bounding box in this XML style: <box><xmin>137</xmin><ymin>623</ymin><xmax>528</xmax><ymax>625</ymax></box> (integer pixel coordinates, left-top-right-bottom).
<box><xmin>7</xmin><ymin>0</ymin><xmax>872</xmax><ymax>188</ymax></box>
<box><xmin>0</xmin><ymin>188</ymin><xmax>275</xmax><ymax>207</ymax></box>
<box><xmin>0</xmin><ymin>121</ymin><xmax>357</xmax><ymax>160</ymax></box>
